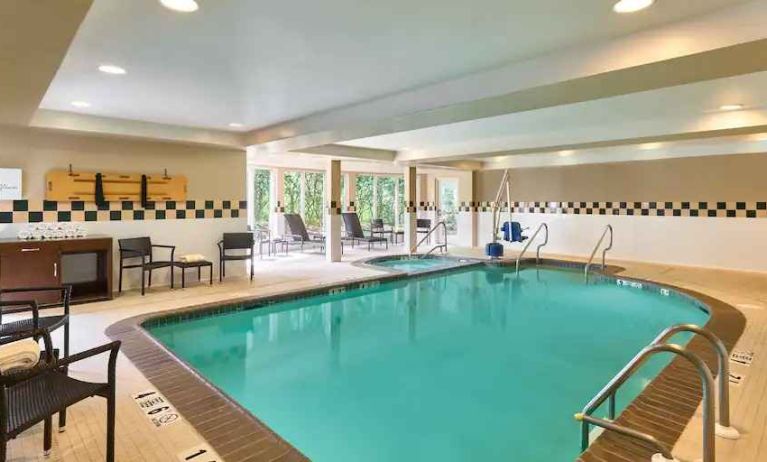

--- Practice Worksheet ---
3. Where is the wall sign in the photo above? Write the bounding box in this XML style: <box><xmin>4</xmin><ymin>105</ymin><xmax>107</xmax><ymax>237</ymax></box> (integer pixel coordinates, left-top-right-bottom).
<box><xmin>0</xmin><ymin>168</ymin><xmax>22</xmax><ymax>200</ymax></box>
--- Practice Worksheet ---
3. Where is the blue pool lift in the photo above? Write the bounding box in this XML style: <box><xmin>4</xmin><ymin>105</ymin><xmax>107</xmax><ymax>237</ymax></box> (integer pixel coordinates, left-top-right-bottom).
<box><xmin>486</xmin><ymin>169</ymin><xmax>528</xmax><ymax>258</ymax></box>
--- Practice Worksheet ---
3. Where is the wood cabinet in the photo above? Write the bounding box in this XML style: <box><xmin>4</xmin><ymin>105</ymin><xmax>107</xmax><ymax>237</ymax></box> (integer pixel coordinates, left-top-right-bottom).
<box><xmin>0</xmin><ymin>236</ymin><xmax>113</xmax><ymax>305</ymax></box>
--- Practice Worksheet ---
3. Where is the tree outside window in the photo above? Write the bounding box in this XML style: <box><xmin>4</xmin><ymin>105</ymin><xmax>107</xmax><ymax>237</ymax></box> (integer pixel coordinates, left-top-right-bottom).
<box><xmin>376</xmin><ymin>176</ymin><xmax>396</xmax><ymax>226</ymax></box>
<box><xmin>252</xmin><ymin>169</ymin><xmax>270</xmax><ymax>227</ymax></box>
<box><xmin>284</xmin><ymin>172</ymin><xmax>301</xmax><ymax>214</ymax></box>
<box><xmin>355</xmin><ymin>175</ymin><xmax>374</xmax><ymax>226</ymax></box>
<box><xmin>304</xmin><ymin>172</ymin><xmax>325</xmax><ymax>229</ymax></box>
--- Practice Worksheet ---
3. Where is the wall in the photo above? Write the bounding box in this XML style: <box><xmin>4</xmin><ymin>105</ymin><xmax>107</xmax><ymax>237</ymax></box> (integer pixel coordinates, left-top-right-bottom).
<box><xmin>472</xmin><ymin>153</ymin><xmax>767</xmax><ymax>272</ymax></box>
<box><xmin>0</xmin><ymin>126</ymin><xmax>249</xmax><ymax>289</ymax></box>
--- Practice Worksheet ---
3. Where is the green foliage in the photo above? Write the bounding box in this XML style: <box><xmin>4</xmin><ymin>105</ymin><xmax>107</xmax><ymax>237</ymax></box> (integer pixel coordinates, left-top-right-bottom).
<box><xmin>304</xmin><ymin>172</ymin><xmax>324</xmax><ymax>228</ymax></box>
<box><xmin>376</xmin><ymin>176</ymin><xmax>396</xmax><ymax>225</ymax></box>
<box><xmin>284</xmin><ymin>172</ymin><xmax>301</xmax><ymax>213</ymax></box>
<box><xmin>439</xmin><ymin>180</ymin><xmax>458</xmax><ymax>233</ymax></box>
<box><xmin>356</xmin><ymin>175</ymin><xmax>374</xmax><ymax>225</ymax></box>
<box><xmin>252</xmin><ymin>169</ymin><xmax>271</xmax><ymax>226</ymax></box>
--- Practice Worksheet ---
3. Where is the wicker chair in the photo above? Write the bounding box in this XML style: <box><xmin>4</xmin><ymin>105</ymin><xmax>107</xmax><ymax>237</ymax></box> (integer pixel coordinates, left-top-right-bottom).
<box><xmin>0</xmin><ymin>286</ymin><xmax>71</xmax><ymax>359</ymax></box>
<box><xmin>217</xmin><ymin>233</ymin><xmax>256</xmax><ymax>281</ymax></box>
<box><xmin>341</xmin><ymin>213</ymin><xmax>388</xmax><ymax>250</ymax></box>
<box><xmin>118</xmin><ymin>237</ymin><xmax>176</xmax><ymax>296</ymax></box>
<box><xmin>0</xmin><ymin>329</ymin><xmax>120</xmax><ymax>461</ymax></box>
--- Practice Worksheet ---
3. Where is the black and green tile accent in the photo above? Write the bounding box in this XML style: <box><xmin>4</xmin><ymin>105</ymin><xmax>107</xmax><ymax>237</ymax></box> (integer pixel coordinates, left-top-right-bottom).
<box><xmin>459</xmin><ymin>201</ymin><xmax>767</xmax><ymax>218</ymax></box>
<box><xmin>0</xmin><ymin>199</ymin><xmax>247</xmax><ymax>224</ymax></box>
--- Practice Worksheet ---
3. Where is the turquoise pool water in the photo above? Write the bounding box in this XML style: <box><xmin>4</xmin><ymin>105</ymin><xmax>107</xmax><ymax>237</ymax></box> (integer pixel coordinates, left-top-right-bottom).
<box><xmin>148</xmin><ymin>266</ymin><xmax>708</xmax><ymax>462</ymax></box>
<box><xmin>371</xmin><ymin>256</ymin><xmax>467</xmax><ymax>273</ymax></box>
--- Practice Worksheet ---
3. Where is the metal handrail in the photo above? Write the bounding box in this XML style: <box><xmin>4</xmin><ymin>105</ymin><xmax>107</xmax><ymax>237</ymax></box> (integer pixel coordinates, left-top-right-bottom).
<box><xmin>410</xmin><ymin>221</ymin><xmax>447</xmax><ymax>255</ymax></box>
<box><xmin>579</xmin><ymin>343</ymin><xmax>716</xmax><ymax>462</ymax></box>
<box><xmin>584</xmin><ymin>224</ymin><xmax>613</xmax><ymax>278</ymax></box>
<box><xmin>491</xmin><ymin>169</ymin><xmax>512</xmax><ymax>244</ymax></box>
<box><xmin>654</xmin><ymin>324</ymin><xmax>738</xmax><ymax>437</ymax></box>
<box><xmin>514</xmin><ymin>223</ymin><xmax>549</xmax><ymax>274</ymax></box>
<box><xmin>574</xmin><ymin>413</ymin><xmax>674</xmax><ymax>460</ymax></box>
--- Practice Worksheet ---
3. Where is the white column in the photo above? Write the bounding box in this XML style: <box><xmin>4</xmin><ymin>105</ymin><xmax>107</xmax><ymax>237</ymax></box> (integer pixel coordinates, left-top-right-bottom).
<box><xmin>270</xmin><ymin>168</ymin><xmax>285</xmax><ymax>237</ymax></box>
<box><xmin>404</xmin><ymin>166</ymin><xmax>417</xmax><ymax>254</ymax></box>
<box><xmin>394</xmin><ymin>179</ymin><xmax>401</xmax><ymax>230</ymax></box>
<box><xmin>345</xmin><ymin>172</ymin><xmax>357</xmax><ymax>211</ymax></box>
<box><xmin>325</xmin><ymin>160</ymin><xmax>343</xmax><ymax>262</ymax></box>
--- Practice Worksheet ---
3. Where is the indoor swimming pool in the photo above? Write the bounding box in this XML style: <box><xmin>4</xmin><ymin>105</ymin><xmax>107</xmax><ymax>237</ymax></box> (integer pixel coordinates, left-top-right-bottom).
<box><xmin>147</xmin><ymin>265</ymin><xmax>709</xmax><ymax>462</ymax></box>
<box><xmin>364</xmin><ymin>254</ymin><xmax>474</xmax><ymax>273</ymax></box>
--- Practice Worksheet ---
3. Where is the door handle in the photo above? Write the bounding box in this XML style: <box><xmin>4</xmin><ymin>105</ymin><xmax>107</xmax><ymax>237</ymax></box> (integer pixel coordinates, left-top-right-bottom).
<box><xmin>54</xmin><ymin>263</ymin><xmax>58</xmax><ymax>278</ymax></box>
<box><xmin>21</xmin><ymin>248</ymin><xmax>40</xmax><ymax>252</ymax></box>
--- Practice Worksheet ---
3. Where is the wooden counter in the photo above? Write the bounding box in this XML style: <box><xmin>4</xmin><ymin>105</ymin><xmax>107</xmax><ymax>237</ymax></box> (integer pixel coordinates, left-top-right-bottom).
<box><xmin>0</xmin><ymin>236</ymin><xmax>113</xmax><ymax>305</ymax></box>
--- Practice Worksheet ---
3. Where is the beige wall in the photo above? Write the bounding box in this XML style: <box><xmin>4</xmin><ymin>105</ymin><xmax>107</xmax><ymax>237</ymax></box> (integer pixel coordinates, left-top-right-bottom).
<box><xmin>476</xmin><ymin>153</ymin><xmax>767</xmax><ymax>202</ymax></box>
<box><xmin>0</xmin><ymin>126</ymin><xmax>246</xmax><ymax>200</ymax></box>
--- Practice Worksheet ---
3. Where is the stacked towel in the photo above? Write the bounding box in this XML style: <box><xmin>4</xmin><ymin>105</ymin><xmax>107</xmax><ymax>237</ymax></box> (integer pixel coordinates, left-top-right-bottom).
<box><xmin>179</xmin><ymin>254</ymin><xmax>207</xmax><ymax>263</ymax></box>
<box><xmin>0</xmin><ymin>339</ymin><xmax>41</xmax><ymax>374</ymax></box>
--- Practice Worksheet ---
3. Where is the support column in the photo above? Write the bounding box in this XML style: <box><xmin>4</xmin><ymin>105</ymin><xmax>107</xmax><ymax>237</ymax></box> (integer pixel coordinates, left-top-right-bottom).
<box><xmin>345</xmin><ymin>172</ymin><xmax>357</xmax><ymax>211</ymax></box>
<box><xmin>325</xmin><ymin>160</ymin><xmax>343</xmax><ymax>262</ymax></box>
<box><xmin>404</xmin><ymin>166</ymin><xmax>417</xmax><ymax>254</ymax></box>
<box><xmin>270</xmin><ymin>168</ymin><xmax>286</xmax><ymax>237</ymax></box>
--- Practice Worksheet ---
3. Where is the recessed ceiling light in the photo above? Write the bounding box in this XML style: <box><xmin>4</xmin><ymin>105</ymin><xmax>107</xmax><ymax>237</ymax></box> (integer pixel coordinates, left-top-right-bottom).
<box><xmin>719</xmin><ymin>104</ymin><xmax>744</xmax><ymax>111</ymax></box>
<box><xmin>228</xmin><ymin>123</ymin><xmax>244</xmax><ymax>128</ymax></box>
<box><xmin>558</xmin><ymin>150</ymin><xmax>575</xmax><ymax>157</ymax></box>
<box><xmin>98</xmin><ymin>64</ymin><xmax>126</xmax><ymax>75</ymax></box>
<box><xmin>613</xmin><ymin>0</ymin><xmax>655</xmax><ymax>13</ymax></box>
<box><xmin>160</xmin><ymin>0</ymin><xmax>199</xmax><ymax>13</ymax></box>
<box><xmin>71</xmin><ymin>101</ymin><xmax>91</xmax><ymax>108</ymax></box>
<box><xmin>639</xmin><ymin>142</ymin><xmax>663</xmax><ymax>150</ymax></box>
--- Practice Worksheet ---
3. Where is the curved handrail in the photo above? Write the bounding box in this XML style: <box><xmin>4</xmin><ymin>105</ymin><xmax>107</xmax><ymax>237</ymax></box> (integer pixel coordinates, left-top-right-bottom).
<box><xmin>653</xmin><ymin>324</ymin><xmax>737</xmax><ymax>436</ymax></box>
<box><xmin>410</xmin><ymin>221</ymin><xmax>447</xmax><ymax>255</ymax></box>
<box><xmin>514</xmin><ymin>223</ymin><xmax>549</xmax><ymax>274</ymax></box>
<box><xmin>575</xmin><ymin>413</ymin><xmax>674</xmax><ymax>460</ymax></box>
<box><xmin>579</xmin><ymin>343</ymin><xmax>716</xmax><ymax>462</ymax></box>
<box><xmin>584</xmin><ymin>224</ymin><xmax>613</xmax><ymax>279</ymax></box>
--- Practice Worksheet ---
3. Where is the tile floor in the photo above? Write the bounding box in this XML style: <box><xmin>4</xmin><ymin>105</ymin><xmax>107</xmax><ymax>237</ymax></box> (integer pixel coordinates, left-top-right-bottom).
<box><xmin>5</xmin><ymin>245</ymin><xmax>767</xmax><ymax>461</ymax></box>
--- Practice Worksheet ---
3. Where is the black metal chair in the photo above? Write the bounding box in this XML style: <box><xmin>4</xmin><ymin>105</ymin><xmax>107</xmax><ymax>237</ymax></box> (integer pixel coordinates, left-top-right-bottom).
<box><xmin>217</xmin><ymin>233</ymin><xmax>255</xmax><ymax>282</ymax></box>
<box><xmin>416</xmin><ymin>218</ymin><xmax>432</xmax><ymax>243</ymax></box>
<box><xmin>341</xmin><ymin>213</ymin><xmax>388</xmax><ymax>250</ymax></box>
<box><xmin>0</xmin><ymin>286</ymin><xmax>71</xmax><ymax>358</ymax></box>
<box><xmin>370</xmin><ymin>219</ymin><xmax>394</xmax><ymax>242</ymax></box>
<box><xmin>118</xmin><ymin>237</ymin><xmax>175</xmax><ymax>296</ymax></box>
<box><xmin>0</xmin><ymin>328</ymin><xmax>120</xmax><ymax>461</ymax></box>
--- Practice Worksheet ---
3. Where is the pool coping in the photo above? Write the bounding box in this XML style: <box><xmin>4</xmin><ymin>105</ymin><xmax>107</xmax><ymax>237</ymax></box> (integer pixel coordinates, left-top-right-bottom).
<box><xmin>105</xmin><ymin>257</ymin><xmax>745</xmax><ymax>462</ymax></box>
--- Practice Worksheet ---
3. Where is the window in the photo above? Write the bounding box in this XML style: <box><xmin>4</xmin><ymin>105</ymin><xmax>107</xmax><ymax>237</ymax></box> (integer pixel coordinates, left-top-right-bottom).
<box><xmin>284</xmin><ymin>172</ymin><xmax>301</xmax><ymax>214</ymax></box>
<box><xmin>355</xmin><ymin>175</ymin><xmax>374</xmax><ymax>226</ymax></box>
<box><xmin>304</xmin><ymin>172</ymin><xmax>325</xmax><ymax>229</ymax></box>
<box><xmin>375</xmin><ymin>177</ymin><xmax>397</xmax><ymax>226</ymax></box>
<box><xmin>252</xmin><ymin>169</ymin><xmax>270</xmax><ymax>227</ymax></box>
<box><xmin>439</xmin><ymin>179</ymin><xmax>458</xmax><ymax>234</ymax></box>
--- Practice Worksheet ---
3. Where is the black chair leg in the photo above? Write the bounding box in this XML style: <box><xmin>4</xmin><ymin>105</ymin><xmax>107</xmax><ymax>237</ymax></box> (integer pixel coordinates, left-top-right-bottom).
<box><xmin>250</xmin><ymin>254</ymin><xmax>254</xmax><ymax>281</ymax></box>
<box><xmin>170</xmin><ymin>265</ymin><xmax>174</xmax><ymax>289</ymax></box>
<box><xmin>59</xmin><ymin>408</ymin><xmax>67</xmax><ymax>432</ymax></box>
<box><xmin>148</xmin><ymin>268</ymin><xmax>153</xmax><ymax>287</ymax></box>
<box><xmin>141</xmin><ymin>267</ymin><xmax>146</xmax><ymax>296</ymax></box>
<box><xmin>118</xmin><ymin>260</ymin><xmax>123</xmax><ymax>293</ymax></box>
<box><xmin>219</xmin><ymin>260</ymin><xmax>223</xmax><ymax>282</ymax></box>
<box><xmin>106</xmin><ymin>391</ymin><xmax>116</xmax><ymax>462</ymax></box>
<box><xmin>44</xmin><ymin>416</ymin><xmax>52</xmax><ymax>456</ymax></box>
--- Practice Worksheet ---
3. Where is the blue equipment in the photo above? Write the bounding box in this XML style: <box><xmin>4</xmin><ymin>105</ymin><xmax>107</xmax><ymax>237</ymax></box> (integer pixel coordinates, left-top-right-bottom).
<box><xmin>485</xmin><ymin>242</ymin><xmax>504</xmax><ymax>258</ymax></box>
<box><xmin>500</xmin><ymin>221</ymin><xmax>528</xmax><ymax>243</ymax></box>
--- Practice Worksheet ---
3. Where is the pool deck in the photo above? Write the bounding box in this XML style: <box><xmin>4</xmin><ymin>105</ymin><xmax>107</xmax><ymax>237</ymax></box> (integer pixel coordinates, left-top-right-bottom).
<box><xmin>4</xmin><ymin>245</ymin><xmax>767</xmax><ymax>461</ymax></box>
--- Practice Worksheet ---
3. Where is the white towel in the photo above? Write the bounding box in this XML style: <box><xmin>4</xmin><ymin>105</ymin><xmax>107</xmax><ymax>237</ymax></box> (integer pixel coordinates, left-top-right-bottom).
<box><xmin>0</xmin><ymin>339</ymin><xmax>41</xmax><ymax>374</ymax></box>
<box><xmin>179</xmin><ymin>254</ymin><xmax>207</xmax><ymax>263</ymax></box>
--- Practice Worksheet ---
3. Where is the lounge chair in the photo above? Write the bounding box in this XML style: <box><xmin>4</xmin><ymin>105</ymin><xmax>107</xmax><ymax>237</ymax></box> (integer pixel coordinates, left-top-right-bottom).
<box><xmin>341</xmin><ymin>213</ymin><xmax>389</xmax><ymax>250</ymax></box>
<box><xmin>284</xmin><ymin>214</ymin><xmax>325</xmax><ymax>252</ymax></box>
<box><xmin>371</xmin><ymin>219</ymin><xmax>394</xmax><ymax>242</ymax></box>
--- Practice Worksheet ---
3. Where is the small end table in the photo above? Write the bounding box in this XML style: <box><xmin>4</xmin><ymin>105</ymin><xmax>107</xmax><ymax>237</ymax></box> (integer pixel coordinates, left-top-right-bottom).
<box><xmin>173</xmin><ymin>260</ymin><xmax>213</xmax><ymax>288</ymax></box>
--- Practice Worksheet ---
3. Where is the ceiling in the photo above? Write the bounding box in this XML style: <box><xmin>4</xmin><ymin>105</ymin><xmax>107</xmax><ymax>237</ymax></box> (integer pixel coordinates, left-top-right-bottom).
<box><xmin>39</xmin><ymin>0</ymin><xmax>750</xmax><ymax>131</ymax></box>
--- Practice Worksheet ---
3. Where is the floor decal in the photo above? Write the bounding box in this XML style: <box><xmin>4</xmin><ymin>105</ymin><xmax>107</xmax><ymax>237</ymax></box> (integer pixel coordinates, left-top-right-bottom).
<box><xmin>729</xmin><ymin>372</ymin><xmax>745</xmax><ymax>386</ymax></box>
<box><xmin>132</xmin><ymin>389</ymin><xmax>182</xmax><ymax>428</ymax></box>
<box><xmin>178</xmin><ymin>443</ymin><xmax>221</xmax><ymax>462</ymax></box>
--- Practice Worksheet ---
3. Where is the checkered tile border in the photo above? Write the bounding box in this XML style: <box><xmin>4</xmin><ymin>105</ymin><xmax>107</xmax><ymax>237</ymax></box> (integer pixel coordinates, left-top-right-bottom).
<box><xmin>0</xmin><ymin>199</ymin><xmax>247</xmax><ymax>224</ymax></box>
<box><xmin>459</xmin><ymin>201</ymin><xmax>767</xmax><ymax>218</ymax></box>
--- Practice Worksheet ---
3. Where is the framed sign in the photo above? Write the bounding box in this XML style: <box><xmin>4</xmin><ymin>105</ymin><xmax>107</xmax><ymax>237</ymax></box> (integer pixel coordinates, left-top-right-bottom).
<box><xmin>0</xmin><ymin>168</ymin><xmax>22</xmax><ymax>200</ymax></box>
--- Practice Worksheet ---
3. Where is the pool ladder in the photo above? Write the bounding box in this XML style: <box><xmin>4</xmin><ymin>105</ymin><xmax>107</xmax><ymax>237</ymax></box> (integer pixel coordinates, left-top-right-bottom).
<box><xmin>411</xmin><ymin>221</ymin><xmax>448</xmax><ymax>257</ymax></box>
<box><xmin>584</xmin><ymin>224</ymin><xmax>613</xmax><ymax>280</ymax></box>
<box><xmin>576</xmin><ymin>324</ymin><xmax>740</xmax><ymax>462</ymax></box>
<box><xmin>514</xmin><ymin>223</ymin><xmax>549</xmax><ymax>274</ymax></box>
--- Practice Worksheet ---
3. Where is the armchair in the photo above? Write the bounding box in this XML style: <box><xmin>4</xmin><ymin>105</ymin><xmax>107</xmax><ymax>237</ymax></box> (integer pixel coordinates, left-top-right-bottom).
<box><xmin>118</xmin><ymin>237</ymin><xmax>176</xmax><ymax>295</ymax></box>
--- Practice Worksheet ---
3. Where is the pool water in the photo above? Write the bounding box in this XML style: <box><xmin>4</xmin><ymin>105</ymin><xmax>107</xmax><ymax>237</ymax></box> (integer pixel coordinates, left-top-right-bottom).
<box><xmin>372</xmin><ymin>256</ymin><xmax>467</xmax><ymax>273</ymax></box>
<box><xmin>148</xmin><ymin>266</ymin><xmax>708</xmax><ymax>462</ymax></box>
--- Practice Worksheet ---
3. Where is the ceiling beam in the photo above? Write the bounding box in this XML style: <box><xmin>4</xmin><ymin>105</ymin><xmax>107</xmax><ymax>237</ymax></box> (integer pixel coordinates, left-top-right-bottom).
<box><xmin>0</xmin><ymin>0</ymin><xmax>93</xmax><ymax>125</ymax></box>
<box><xmin>30</xmin><ymin>110</ymin><xmax>245</xmax><ymax>150</ymax></box>
<box><xmin>291</xmin><ymin>144</ymin><xmax>396</xmax><ymax>162</ymax></box>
